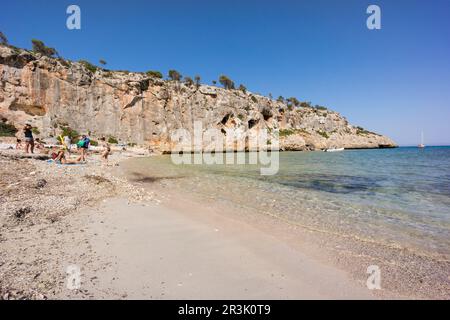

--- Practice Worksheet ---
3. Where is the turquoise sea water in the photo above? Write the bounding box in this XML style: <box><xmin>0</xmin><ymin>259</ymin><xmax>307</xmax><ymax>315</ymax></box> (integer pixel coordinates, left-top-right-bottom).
<box><xmin>126</xmin><ymin>147</ymin><xmax>450</xmax><ymax>257</ymax></box>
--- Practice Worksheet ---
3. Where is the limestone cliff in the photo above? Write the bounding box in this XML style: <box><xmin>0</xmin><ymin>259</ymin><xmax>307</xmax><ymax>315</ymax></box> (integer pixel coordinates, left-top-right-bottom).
<box><xmin>0</xmin><ymin>45</ymin><xmax>396</xmax><ymax>152</ymax></box>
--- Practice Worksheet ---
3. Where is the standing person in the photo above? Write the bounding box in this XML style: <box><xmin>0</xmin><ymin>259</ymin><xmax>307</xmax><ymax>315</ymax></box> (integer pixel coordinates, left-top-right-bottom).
<box><xmin>64</xmin><ymin>135</ymin><xmax>72</xmax><ymax>153</ymax></box>
<box><xmin>23</xmin><ymin>124</ymin><xmax>34</xmax><ymax>154</ymax></box>
<box><xmin>77</xmin><ymin>134</ymin><xmax>90</xmax><ymax>161</ymax></box>
<box><xmin>99</xmin><ymin>137</ymin><xmax>111</xmax><ymax>163</ymax></box>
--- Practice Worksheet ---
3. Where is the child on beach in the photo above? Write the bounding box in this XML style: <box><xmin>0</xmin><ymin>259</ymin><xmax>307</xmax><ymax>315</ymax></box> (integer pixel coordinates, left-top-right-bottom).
<box><xmin>15</xmin><ymin>139</ymin><xmax>23</xmax><ymax>150</ymax></box>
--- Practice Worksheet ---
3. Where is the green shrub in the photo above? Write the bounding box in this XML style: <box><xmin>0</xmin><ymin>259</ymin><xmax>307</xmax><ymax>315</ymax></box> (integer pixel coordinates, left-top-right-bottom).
<box><xmin>60</xmin><ymin>126</ymin><xmax>80</xmax><ymax>143</ymax></box>
<box><xmin>298</xmin><ymin>129</ymin><xmax>310</xmax><ymax>135</ymax></box>
<box><xmin>357</xmin><ymin>127</ymin><xmax>365</xmax><ymax>133</ymax></box>
<box><xmin>146</xmin><ymin>70</ymin><xmax>163</xmax><ymax>78</ymax></box>
<box><xmin>279</xmin><ymin>128</ymin><xmax>310</xmax><ymax>137</ymax></box>
<box><xmin>287</xmin><ymin>97</ymin><xmax>300</xmax><ymax>107</ymax></box>
<box><xmin>219</xmin><ymin>75</ymin><xmax>235</xmax><ymax>90</ymax></box>
<box><xmin>108</xmin><ymin>136</ymin><xmax>118</xmax><ymax>144</ymax></box>
<box><xmin>279</xmin><ymin>129</ymin><xmax>295</xmax><ymax>137</ymax></box>
<box><xmin>0</xmin><ymin>122</ymin><xmax>17</xmax><ymax>137</ymax></box>
<box><xmin>79</xmin><ymin>60</ymin><xmax>98</xmax><ymax>73</ymax></box>
<box><xmin>57</xmin><ymin>58</ymin><xmax>71</xmax><ymax>68</ymax></box>
<box><xmin>127</xmin><ymin>142</ymin><xmax>137</xmax><ymax>147</ymax></box>
<box><xmin>316</xmin><ymin>130</ymin><xmax>329</xmax><ymax>139</ymax></box>
<box><xmin>356</xmin><ymin>127</ymin><xmax>377</xmax><ymax>136</ymax></box>
<box><xmin>32</xmin><ymin>127</ymin><xmax>40</xmax><ymax>135</ymax></box>
<box><xmin>168</xmin><ymin>70</ymin><xmax>182</xmax><ymax>81</ymax></box>
<box><xmin>31</xmin><ymin>39</ymin><xmax>58</xmax><ymax>57</ymax></box>
<box><xmin>250</xmin><ymin>95</ymin><xmax>258</xmax><ymax>103</ymax></box>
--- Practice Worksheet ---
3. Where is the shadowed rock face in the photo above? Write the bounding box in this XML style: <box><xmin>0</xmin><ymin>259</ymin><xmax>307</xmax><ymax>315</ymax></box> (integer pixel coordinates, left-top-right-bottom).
<box><xmin>0</xmin><ymin>45</ymin><xmax>397</xmax><ymax>152</ymax></box>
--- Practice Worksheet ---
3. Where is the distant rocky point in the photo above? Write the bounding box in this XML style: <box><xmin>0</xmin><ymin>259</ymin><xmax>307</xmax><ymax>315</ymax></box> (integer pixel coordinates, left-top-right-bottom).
<box><xmin>0</xmin><ymin>44</ymin><xmax>397</xmax><ymax>152</ymax></box>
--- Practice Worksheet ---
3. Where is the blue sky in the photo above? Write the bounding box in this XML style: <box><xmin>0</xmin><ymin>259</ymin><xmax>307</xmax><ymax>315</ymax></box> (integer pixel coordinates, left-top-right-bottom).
<box><xmin>1</xmin><ymin>0</ymin><xmax>449</xmax><ymax>146</ymax></box>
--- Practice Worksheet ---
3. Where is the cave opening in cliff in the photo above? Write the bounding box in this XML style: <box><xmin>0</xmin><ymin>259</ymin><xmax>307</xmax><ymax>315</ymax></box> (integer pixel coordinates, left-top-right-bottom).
<box><xmin>9</xmin><ymin>102</ymin><xmax>46</xmax><ymax>116</ymax></box>
<box><xmin>248</xmin><ymin>119</ymin><xmax>258</xmax><ymax>129</ymax></box>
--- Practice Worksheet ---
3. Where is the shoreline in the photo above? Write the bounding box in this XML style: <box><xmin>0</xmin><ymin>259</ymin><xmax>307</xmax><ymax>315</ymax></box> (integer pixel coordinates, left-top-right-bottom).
<box><xmin>119</xmin><ymin>156</ymin><xmax>450</xmax><ymax>299</ymax></box>
<box><xmin>159</xmin><ymin>145</ymin><xmax>399</xmax><ymax>155</ymax></box>
<box><xmin>1</xmin><ymin>150</ymin><xmax>448</xmax><ymax>299</ymax></box>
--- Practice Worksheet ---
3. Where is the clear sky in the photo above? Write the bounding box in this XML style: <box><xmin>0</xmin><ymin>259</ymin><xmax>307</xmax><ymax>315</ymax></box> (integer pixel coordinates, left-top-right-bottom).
<box><xmin>1</xmin><ymin>0</ymin><xmax>449</xmax><ymax>146</ymax></box>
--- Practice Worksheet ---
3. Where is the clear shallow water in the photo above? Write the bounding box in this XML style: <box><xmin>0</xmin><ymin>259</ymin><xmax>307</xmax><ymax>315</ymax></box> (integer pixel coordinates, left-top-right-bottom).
<box><xmin>126</xmin><ymin>147</ymin><xmax>450</xmax><ymax>257</ymax></box>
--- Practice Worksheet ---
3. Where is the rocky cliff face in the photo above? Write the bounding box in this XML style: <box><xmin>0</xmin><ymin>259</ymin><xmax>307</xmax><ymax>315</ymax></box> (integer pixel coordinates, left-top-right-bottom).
<box><xmin>0</xmin><ymin>45</ymin><xmax>396</xmax><ymax>152</ymax></box>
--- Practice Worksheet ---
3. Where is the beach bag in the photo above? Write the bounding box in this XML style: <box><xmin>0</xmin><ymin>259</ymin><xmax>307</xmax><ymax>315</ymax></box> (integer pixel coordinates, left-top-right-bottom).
<box><xmin>77</xmin><ymin>140</ymin><xmax>84</xmax><ymax>148</ymax></box>
<box><xmin>76</xmin><ymin>138</ymin><xmax>90</xmax><ymax>148</ymax></box>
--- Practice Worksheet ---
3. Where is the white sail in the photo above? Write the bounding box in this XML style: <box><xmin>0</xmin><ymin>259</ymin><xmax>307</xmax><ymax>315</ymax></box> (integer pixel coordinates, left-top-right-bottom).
<box><xmin>419</xmin><ymin>131</ymin><xmax>425</xmax><ymax>148</ymax></box>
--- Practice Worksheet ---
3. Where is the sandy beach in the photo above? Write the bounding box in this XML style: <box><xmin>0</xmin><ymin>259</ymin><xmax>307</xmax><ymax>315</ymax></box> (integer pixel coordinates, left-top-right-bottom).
<box><xmin>0</xmin><ymin>149</ymin><xmax>448</xmax><ymax>300</ymax></box>
<box><xmin>77</xmin><ymin>197</ymin><xmax>377</xmax><ymax>299</ymax></box>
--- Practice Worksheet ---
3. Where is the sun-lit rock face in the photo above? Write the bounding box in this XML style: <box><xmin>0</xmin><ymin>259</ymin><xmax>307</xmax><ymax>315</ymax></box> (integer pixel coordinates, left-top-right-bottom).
<box><xmin>0</xmin><ymin>45</ymin><xmax>396</xmax><ymax>152</ymax></box>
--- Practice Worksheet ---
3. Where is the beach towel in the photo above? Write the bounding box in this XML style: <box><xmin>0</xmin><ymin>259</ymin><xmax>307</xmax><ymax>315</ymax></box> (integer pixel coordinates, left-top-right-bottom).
<box><xmin>47</xmin><ymin>159</ymin><xmax>87</xmax><ymax>166</ymax></box>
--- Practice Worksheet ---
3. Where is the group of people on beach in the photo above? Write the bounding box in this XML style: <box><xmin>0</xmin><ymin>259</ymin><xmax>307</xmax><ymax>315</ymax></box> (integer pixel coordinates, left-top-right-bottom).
<box><xmin>16</xmin><ymin>124</ymin><xmax>111</xmax><ymax>165</ymax></box>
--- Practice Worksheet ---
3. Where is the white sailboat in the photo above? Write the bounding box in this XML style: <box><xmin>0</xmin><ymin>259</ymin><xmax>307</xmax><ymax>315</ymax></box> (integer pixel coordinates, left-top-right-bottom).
<box><xmin>325</xmin><ymin>147</ymin><xmax>345</xmax><ymax>152</ymax></box>
<box><xmin>418</xmin><ymin>131</ymin><xmax>425</xmax><ymax>148</ymax></box>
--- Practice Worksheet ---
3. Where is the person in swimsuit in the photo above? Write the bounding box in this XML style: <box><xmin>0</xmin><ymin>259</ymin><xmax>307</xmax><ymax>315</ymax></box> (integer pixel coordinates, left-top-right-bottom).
<box><xmin>52</xmin><ymin>149</ymin><xmax>83</xmax><ymax>164</ymax></box>
<box><xmin>99</xmin><ymin>137</ymin><xmax>111</xmax><ymax>163</ymax></box>
<box><xmin>23</xmin><ymin>124</ymin><xmax>34</xmax><ymax>154</ymax></box>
